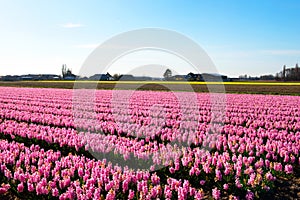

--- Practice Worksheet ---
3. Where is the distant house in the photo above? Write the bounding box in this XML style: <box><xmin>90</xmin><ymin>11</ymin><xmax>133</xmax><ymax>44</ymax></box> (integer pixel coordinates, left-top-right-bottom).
<box><xmin>62</xmin><ymin>64</ymin><xmax>77</xmax><ymax>80</ymax></box>
<box><xmin>201</xmin><ymin>73</ymin><xmax>228</xmax><ymax>82</ymax></box>
<box><xmin>20</xmin><ymin>76</ymin><xmax>34</xmax><ymax>81</ymax></box>
<box><xmin>134</xmin><ymin>76</ymin><xmax>153</xmax><ymax>81</ymax></box>
<box><xmin>1</xmin><ymin>74</ymin><xmax>62</xmax><ymax>81</ymax></box>
<box><xmin>64</xmin><ymin>74</ymin><xmax>76</xmax><ymax>80</ymax></box>
<box><xmin>172</xmin><ymin>75</ymin><xmax>187</xmax><ymax>81</ymax></box>
<box><xmin>118</xmin><ymin>74</ymin><xmax>135</xmax><ymax>81</ymax></box>
<box><xmin>220</xmin><ymin>75</ymin><xmax>228</xmax><ymax>81</ymax></box>
<box><xmin>228</xmin><ymin>78</ymin><xmax>240</xmax><ymax>82</ymax></box>
<box><xmin>260</xmin><ymin>75</ymin><xmax>275</xmax><ymax>80</ymax></box>
<box><xmin>186</xmin><ymin>73</ymin><xmax>204</xmax><ymax>81</ymax></box>
<box><xmin>163</xmin><ymin>73</ymin><xmax>229</xmax><ymax>82</ymax></box>
<box><xmin>40</xmin><ymin>74</ymin><xmax>61</xmax><ymax>80</ymax></box>
<box><xmin>276</xmin><ymin>63</ymin><xmax>300</xmax><ymax>81</ymax></box>
<box><xmin>89</xmin><ymin>73</ymin><xmax>113</xmax><ymax>81</ymax></box>
<box><xmin>152</xmin><ymin>77</ymin><xmax>164</xmax><ymax>81</ymax></box>
<box><xmin>20</xmin><ymin>74</ymin><xmax>61</xmax><ymax>81</ymax></box>
<box><xmin>2</xmin><ymin>75</ymin><xmax>21</xmax><ymax>81</ymax></box>
<box><xmin>78</xmin><ymin>76</ymin><xmax>89</xmax><ymax>80</ymax></box>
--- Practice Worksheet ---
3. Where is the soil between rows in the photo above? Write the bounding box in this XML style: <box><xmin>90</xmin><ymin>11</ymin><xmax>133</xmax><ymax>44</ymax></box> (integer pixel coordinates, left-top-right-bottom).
<box><xmin>0</xmin><ymin>81</ymin><xmax>299</xmax><ymax>95</ymax></box>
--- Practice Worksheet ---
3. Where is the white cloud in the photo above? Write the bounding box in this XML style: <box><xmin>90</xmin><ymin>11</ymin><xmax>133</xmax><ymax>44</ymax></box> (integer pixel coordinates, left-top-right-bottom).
<box><xmin>61</xmin><ymin>23</ymin><xmax>84</xmax><ymax>28</ymax></box>
<box><xmin>260</xmin><ymin>49</ymin><xmax>300</xmax><ymax>56</ymax></box>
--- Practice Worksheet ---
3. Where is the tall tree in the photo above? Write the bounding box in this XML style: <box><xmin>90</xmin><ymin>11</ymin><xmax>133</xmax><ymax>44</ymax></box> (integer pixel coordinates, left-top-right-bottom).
<box><xmin>113</xmin><ymin>74</ymin><xmax>120</xmax><ymax>81</ymax></box>
<box><xmin>163</xmin><ymin>69</ymin><xmax>172</xmax><ymax>80</ymax></box>
<box><xmin>62</xmin><ymin>64</ymin><xmax>67</xmax><ymax>78</ymax></box>
<box><xmin>283</xmin><ymin>65</ymin><xmax>286</xmax><ymax>81</ymax></box>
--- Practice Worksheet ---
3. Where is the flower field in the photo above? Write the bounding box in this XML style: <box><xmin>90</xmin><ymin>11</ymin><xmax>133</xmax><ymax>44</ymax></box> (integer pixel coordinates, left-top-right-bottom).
<box><xmin>0</xmin><ymin>86</ymin><xmax>299</xmax><ymax>199</ymax></box>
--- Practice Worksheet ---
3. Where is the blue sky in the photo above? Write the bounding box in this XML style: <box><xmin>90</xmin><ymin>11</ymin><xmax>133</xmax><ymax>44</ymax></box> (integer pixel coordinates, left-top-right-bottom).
<box><xmin>0</xmin><ymin>0</ymin><xmax>300</xmax><ymax>77</ymax></box>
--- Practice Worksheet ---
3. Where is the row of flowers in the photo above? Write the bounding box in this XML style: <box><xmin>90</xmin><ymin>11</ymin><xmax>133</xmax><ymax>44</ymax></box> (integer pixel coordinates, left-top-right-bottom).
<box><xmin>0</xmin><ymin>139</ymin><xmax>208</xmax><ymax>200</ymax></box>
<box><xmin>1</xmin><ymin>117</ymin><xmax>298</xmax><ymax>162</ymax></box>
<box><xmin>1</xmin><ymin>88</ymin><xmax>299</xmax><ymax>135</ymax></box>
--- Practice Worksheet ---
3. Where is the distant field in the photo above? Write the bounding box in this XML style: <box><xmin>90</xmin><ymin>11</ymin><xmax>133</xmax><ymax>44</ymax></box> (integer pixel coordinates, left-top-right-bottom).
<box><xmin>0</xmin><ymin>80</ymin><xmax>299</xmax><ymax>95</ymax></box>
